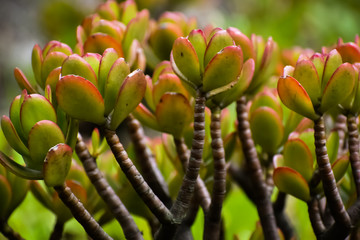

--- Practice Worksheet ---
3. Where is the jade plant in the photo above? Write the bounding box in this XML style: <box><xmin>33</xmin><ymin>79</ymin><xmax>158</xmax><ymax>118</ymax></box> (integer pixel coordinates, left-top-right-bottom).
<box><xmin>3</xmin><ymin>0</ymin><xmax>360</xmax><ymax>239</ymax></box>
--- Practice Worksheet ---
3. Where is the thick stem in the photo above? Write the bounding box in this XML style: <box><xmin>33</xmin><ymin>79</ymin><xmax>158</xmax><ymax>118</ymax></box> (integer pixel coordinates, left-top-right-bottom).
<box><xmin>236</xmin><ymin>96</ymin><xmax>279</xmax><ymax>240</ymax></box>
<box><xmin>53</xmin><ymin>183</ymin><xmax>112</xmax><ymax>240</ymax></box>
<box><xmin>49</xmin><ymin>219</ymin><xmax>64</xmax><ymax>240</ymax></box>
<box><xmin>273</xmin><ymin>192</ymin><xmax>295</xmax><ymax>240</ymax></box>
<box><xmin>347</xmin><ymin>114</ymin><xmax>360</xmax><ymax>198</ymax></box>
<box><xmin>228</xmin><ymin>164</ymin><xmax>256</xmax><ymax>203</ymax></box>
<box><xmin>174</xmin><ymin>137</ymin><xmax>211</xmax><ymax>212</ymax></box>
<box><xmin>127</xmin><ymin>115</ymin><xmax>172</xmax><ymax>208</ymax></box>
<box><xmin>334</xmin><ymin>114</ymin><xmax>347</xmax><ymax>156</ymax></box>
<box><xmin>0</xmin><ymin>220</ymin><xmax>24</xmax><ymax>240</ymax></box>
<box><xmin>156</xmin><ymin>90</ymin><xmax>206</xmax><ymax>240</ymax></box>
<box><xmin>314</xmin><ymin>117</ymin><xmax>351</xmax><ymax>229</ymax></box>
<box><xmin>308</xmin><ymin>198</ymin><xmax>326</xmax><ymax>237</ymax></box>
<box><xmin>75</xmin><ymin>135</ymin><xmax>143</xmax><ymax>240</ymax></box>
<box><xmin>174</xmin><ymin>197</ymin><xmax>199</xmax><ymax>240</ymax></box>
<box><xmin>103</xmin><ymin>127</ymin><xmax>173</xmax><ymax>224</ymax></box>
<box><xmin>203</xmin><ymin>107</ymin><xmax>227</xmax><ymax>240</ymax></box>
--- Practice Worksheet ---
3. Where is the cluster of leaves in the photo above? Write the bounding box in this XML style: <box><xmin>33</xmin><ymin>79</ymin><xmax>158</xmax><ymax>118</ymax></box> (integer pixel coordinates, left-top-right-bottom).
<box><xmin>1</xmin><ymin>0</ymin><xmax>360</xmax><ymax>239</ymax></box>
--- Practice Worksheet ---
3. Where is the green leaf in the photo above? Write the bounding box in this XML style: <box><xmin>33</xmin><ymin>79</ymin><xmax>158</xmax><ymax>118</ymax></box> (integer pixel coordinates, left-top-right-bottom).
<box><xmin>322</xmin><ymin>49</ymin><xmax>342</xmax><ymax>91</ymax></box>
<box><xmin>84</xmin><ymin>33</ymin><xmax>123</xmax><ymax>56</ymax></box>
<box><xmin>28</xmin><ymin>120</ymin><xmax>65</xmax><ymax>171</ymax></box>
<box><xmin>155</xmin><ymin>93</ymin><xmax>193</xmax><ymax>139</ymax></box>
<box><xmin>336</xmin><ymin>42</ymin><xmax>360</xmax><ymax>64</ymax></box>
<box><xmin>250</xmin><ymin>107</ymin><xmax>283</xmax><ymax>154</ymax></box>
<box><xmin>0</xmin><ymin>175</ymin><xmax>11</xmax><ymax>219</ymax></box>
<box><xmin>91</xmin><ymin>19</ymin><xmax>123</xmax><ymax>43</ymax></box>
<box><xmin>31</xmin><ymin>44</ymin><xmax>43</xmax><ymax>87</ymax></box>
<box><xmin>310</xmin><ymin>53</ymin><xmax>325</xmax><ymax>84</ymax></box>
<box><xmin>82</xmin><ymin>53</ymin><xmax>102</xmax><ymax>80</ymax></box>
<box><xmin>293</xmin><ymin>59</ymin><xmax>321</xmax><ymax>107</ymax></box>
<box><xmin>104</xmin><ymin>58</ymin><xmax>130</xmax><ymax>115</ymax></box>
<box><xmin>277</xmin><ymin>76</ymin><xmax>318</xmax><ymax>120</ymax></box>
<box><xmin>1</xmin><ymin>116</ymin><xmax>29</xmax><ymax>157</ymax></box>
<box><xmin>226</xmin><ymin>27</ymin><xmax>255</xmax><ymax>61</ymax></box>
<box><xmin>45</xmin><ymin>67</ymin><xmax>62</xmax><ymax>105</ymax></box>
<box><xmin>273</xmin><ymin>167</ymin><xmax>310</xmax><ymax>201</ymax></box>
<box><xmin>56</xmin><ymin>75</ymin><xmax>106</xmax><ymax>125</ymax></box>
<box><xmin>332</xmin><ymin>155</ymin><xmax>350</xmax><ymax>182</ymax></box>
<box><xmin>122</xmin><ymin>9</ymin><xmax>149</xmax><ymax>56</ymax></box>
<box><xmin>188</xmin><ymin>29</ymin><xmax>207</xmax><ymax>74</ymax></box>
<box><xmin>204</xmin><ymin>30</ymin><xmax>234</xmax><ymax>67</ymax></box>
<box><xmin>153</xmin><ymin>73</ymin><xmax>188</xmax><ymax>106</ymax></box>
<box><xmin>14</xmin><ymin>68</ymin><xmax>36</xmax><ymax>94</ymax></box>
<box><xmin>0</xmin><ymin>151</ymin><xmax>43</xmax><ymax>180</ymax></box>
<box><xmin>41</xmin><ymin>51</ymin><xmax>68</xmax><ymax>89</ymax></box>
<box><xmin>9</xmin><ymin>95</ymin><xmax>26</xmax><ymax>142</ymax></box>
<box><xmin>249</xmin><ymin>89</ymin><xmax>281</xmax><ymax>116</ymax></box>
<box><xmin>110</xmin><ymin>70</ymin><xmax>146</xmax><ymax>130</ymax></box>
<box><xmin>171</xmin><ymin>37</ymin><xmax>201</xmax><ymax>88</ymax></box>
<box><xmin>320</xmin><ymin>63</ymin><xmax>355</xmax><ymax>113</ymax></box>
<box><xmin>20</xmin><ymin>94</ymin><xmax>57</xmax><ymax>138</ymax></box>
<box><xmin>327</xmin><ymin>131</ymin><xmax>339</xmax><ymax>164</ymax></box>
<box><xmin>283</xmin><ymin>139</ymin><xmax>313</xmax><ymax>182</ymax></box>
<box><xmin>120</xmin><ymin>0</ymin><xmax>138</xmax><ymax>24</ymax></box>
<box><xmin>61</xmin><ymin>54</ymin><xmax>98</xmax><ymax>86</ymax></box>
<box><xmin>98</xmin><ymin>48</ymin><xmax>119</xmax><ymax>96</ymax></box>
<box><xmin>132</xmin><ymin>104</ymin><xmax>160</xmax><ymax>131</ymax></box>
<box><xmin>203</xmin><ymin>45</ymin><xmax>243</xmax><ymax>92</ymax></box>
<box><xmin>43</xmin><ymin>144</ymin><xmax>72</xmax><ymax>187</ymax></box>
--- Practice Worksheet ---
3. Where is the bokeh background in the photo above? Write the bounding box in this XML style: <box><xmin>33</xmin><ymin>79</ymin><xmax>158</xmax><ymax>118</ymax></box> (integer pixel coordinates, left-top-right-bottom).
<box><xmin>0</xmin><ymin>0</ymin><xmax>359</xmax><ymax>239</ymax></box>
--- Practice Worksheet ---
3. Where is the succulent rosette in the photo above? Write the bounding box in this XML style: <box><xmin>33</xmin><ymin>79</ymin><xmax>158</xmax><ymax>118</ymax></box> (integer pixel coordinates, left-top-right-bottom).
<box><xmin>133</xmin><ymin>61</ymin><xmax>193</xmax><ymax>139</ymax></box>
<box><xmin>277</xmin><ymin>50</ymin><xmax>356</xmax><ymax>120</ymax></box>
<box><xmin>55</xmin><ymin>48</ymin><xmax>146</xmax><ymax>130</ymax></box>
<box><xmin>1</xmin><ymin>91</ymin><xmax>73</xmax><ymax>187</ymax></box>
<box><xmin>273</xmin><ymin>130</ymin><xmax>349</xmax><ymax>202</ymax></box>
<box><xmin>75</xmin><ymin>1</ymin><xmax>148</xmax><ymax>70</ymax></box>
<box><xmin>14</xmin><ymin>41</ymin><xmax>73</xmax><ymax>94</ymax></box>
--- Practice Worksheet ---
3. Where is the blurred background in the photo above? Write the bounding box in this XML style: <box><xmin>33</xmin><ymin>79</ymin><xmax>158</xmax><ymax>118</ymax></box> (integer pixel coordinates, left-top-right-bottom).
<box><xmin>1</xmin><ymin>0</ymin><xmax>360</xmax><ymax>115</ymax></box>
<box><xmin>0</xmin><ymin>0</ymin><xmax>359</xmax><ymax>239</ymax></box>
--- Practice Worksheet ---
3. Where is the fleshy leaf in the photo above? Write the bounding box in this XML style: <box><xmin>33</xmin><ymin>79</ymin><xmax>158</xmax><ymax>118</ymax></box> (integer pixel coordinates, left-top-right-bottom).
<box><xmin>20</xmin><ymin>94</ymin><xmax>57</xmax><ymax>137</ymax></box>
<box><xmin>91</xmin><ymin>19</ymin><xmax>123</xmax><ymax>43</ymax></box>
<box><xmin>293</xmin><ymin>59</ymin><xmax>321</xmax><ymax>107</ymax></box>
<box><xmin>250</xmin><ymin>107</ymin><xmax>283</xmax><ymax>154</ymax></box>
<box><xmin>120</xmin><ymin>0</ymin><xmax>138</xmax><ymax>24</ymax></box>
<box><xmin>204</xmin><ymin>30</ymin><xmax>234</xmax><ymax>67</ymax></box>
<box><xmin>277</xmin><ymin>76</ymin><xmax>318</xmax><ymax>120</ymax></box>
<box><xmin>28</xmin><ymin>120</ymin><xmax>65</xmax><ymax>171</ymax></box>
<box><xmin>327</xmin><ymin>131</ymin><xmax>339</xmax><ymax>164</ymax></box>
<box><xmin>171</xmin><ymin>37</ymin><xmax>201</xmax><ymax>87</ymax></box>
<box><xmin>98</xmin><ymin>48</ymin><xmax>119</xmax><ymax>96</ymax></box>
<box><xmin>9</xmin><ymin>95</ymin><xmax>26</xmax><ymax>142</ymax></box>
<box><xmin>110</xmin><ymin>70</ymin><xmax>146</xmax><ymax>130</ymax></box>
<box><xmin>310</xmin><ymin>53</ymin><xmax>325</xmax><ymax>84</ymax></box>
<box><xmin>332</xmin><ymin>155</ymin><xmax>350</xmax><ymax>182</ymax></box>
<box><xmin>84</xmin><ymin>33</ymin><xmax>123</xmax><ymax>56</ymax></box>
<box><xmin>41</xmin><ymin>52</ymin><xmax>68</xmax><ymax>89</ymax></box>
<box><xmin>273</xmin><ymin>167</ymin><xmax>310</xmax><ymax>201</ymax></box>
<box><xmin>320</xmin><ymin>63</ymin><xmax>355</xmax><ymax>113</ymax></box>
<box><xmin>31</xmin><ymin>44</ymin><xmax>43</xmax><ymax>86</ymax></box>
<box><xmin>155</xmin><ymin>93</ymin><xmax>193</xmax><ymax>139</ymax></box>
<box><xmin>203</xmin><ymin>45</ymin><xmax>243</xmax><ymax>93</ymax></box>
<box><xmin>43</xmin><ymin>144</ymin><xmax>72</xmax><ymax>187</ymax></box>
<box><xmin>283</xmin><ymin>139</ymin><xmax>313</xmax><ymax>182</ymax></box>
<box><xmin>188</xmin><ymin>29</ymin><xmax>207</xmax><ymax>74</ymax></box>
<box><xmin>133</xmin><ymin>104</ymin><xmax>160</xmax><ymax>131</ymax></box>
<box><xmin>104</xmin><ymin>58</ymin><xmax>130</xmax><ymax>115</ymax></box>
<box><xmin>14</xmin><ymin>68</ymin><xmax>36</xmax><ymax>94</ymax></box>
<box><xmin>336</xmin><ymin>42</ymin><xmax>360</xmax><ymax>64</ymax></box>
<box><xmin>122</xmin><ymin>9</ymin><xmax>149</xmax><ymax>56</ymax></box>
<box><xmin>153</xmin><ymin>73</ymin><xmax>188</xmax><ymax>106</ymax></box>
<box><xmin>56</xmin><ymin>75</ymin><xmax>106</xmax><ymax>125</ymax></box>
<box><xmin>1</xmin><ymin>116</ymin><xmax>29</xmax><ymax>157</ymax></box>
<box><xmin>249</xmin><ymin>89</ymin><xmax>281</xmax><ymax>116</ymax></box>
<box><xmin>0</xmin><ymin>176</ymin><xmax>11</xmax><ymax>219</ymax></box>
<box><xmin>322</xmin><ymin>49</ymin><xmax>342</xmax><ymax>91</ymax></box>
<box><xmin>82</xmin><ymin>53</ymin><xmax>101</xmax><ymax>79</ymax></box>
<box><xmin>226</xmin><ymin>27</ymin><xmax>255</xmax><ymax>61</ymax></box>
<box><xmin>61</xmin><ymin>54</ymin><xmax>98</xmax><ymax>86</ymax></box>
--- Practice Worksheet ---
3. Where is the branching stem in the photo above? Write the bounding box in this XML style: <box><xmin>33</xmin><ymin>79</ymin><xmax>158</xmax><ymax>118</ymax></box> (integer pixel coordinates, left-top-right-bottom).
<box><xmin>347</xmin><ymin>114</ymin><xmax>360</xmax><ymax>198</ymax></box>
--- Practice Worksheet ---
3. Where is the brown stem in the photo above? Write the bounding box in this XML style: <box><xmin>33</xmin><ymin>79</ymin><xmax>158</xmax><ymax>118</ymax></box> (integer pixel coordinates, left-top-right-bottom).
<box><xmin>53</xmin><ymin>183</ymin><xmax>112</xmax><ymax>240</ymax></box>
<box><xmin>273</xmin><ymin>192</ymin><xmax>295</xmax><ymax>240</ymax></box>
<box><xmin>314</xmin><ymin>116</ymin><xmax>351</xmax><ymax>229</ymax></box>
<box><xmin>75</xmin><ymin>135</ymin><xmax>143</xmax><ymax>240</ymax></box>
<box><xmin>334</xmin><ymin>114</ymin><xmax>347</xmax><ymax>156</ymax></box>
<box><xmin>103</xmin><ymin>126</ymin><xmax>173</xmax><ymax>224</ymax></box>
<box><xmin>155</xmin><ymin>90</ymin><xmax>206</xmax><ymax>240</ymax></box>
<box><xmin>174</xmin><ymin>137</ymin><xmax>211</xmax><ymax>212</ymax></box>
<box><xmin>49</xmin><ymin>219</ymin><xmax>64</xmax><ymax>240</ymax></box>
<box><xmin>236</xmin><ymin>96</ymin><xmax>279</xmax><ymax>240</ymax></box>
<box><xmin>308</xmin><ymin>198</ymin><xmax>326</xmax><ymax>237</ymax></box>
<box><xmin>228</xmin><ymin>163</ymin><xmax>256</xmax><ymax>203</ymax></box>
<box><xmin>174</xmin><ymin>197</ymin><xmax>199</xmax><ymax>240</ymax></box>
<box><xmin>203</xmin><ymin>107</ymin><xmax>227</xmax><ymax>240</ymax></box>
<box><xmin>127</xmin><ymin>114</ymin><xmax>172</xmax><ymax>207</ymax></box>
<box><xmin>347</xmin><ymin>114</ymin><xmax>360</xmax><ymax>198</ymax></box>
<box><xmin>0</xmin><ymin>220</ymin><xmax>24</xmax><ymax>240</ymax></box>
